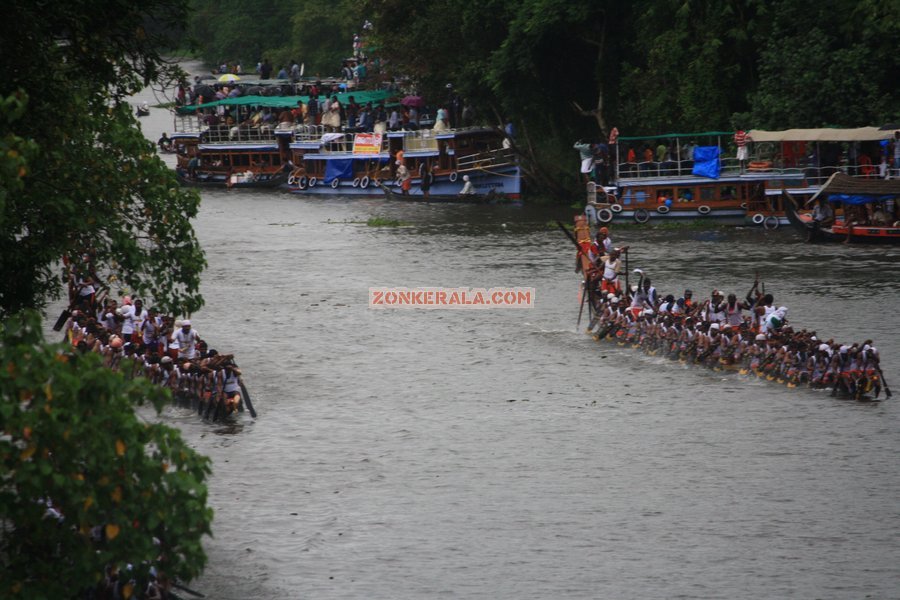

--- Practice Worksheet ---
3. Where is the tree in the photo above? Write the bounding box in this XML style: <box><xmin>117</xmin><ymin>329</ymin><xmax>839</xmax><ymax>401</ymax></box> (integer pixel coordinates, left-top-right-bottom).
<box><xmin>0</xmin><ymin>1</ymin><xmax>214</xmax><ymax>595</ymax></box>
<box><xmin>0</xmin><ymin>0</ymin><xmax>206</xmax><ymax>318</ymax></box>
<box><xmin>0</xmin><ymin>312</ymin><xmax>213</xmax><ymax>597</ymax></box>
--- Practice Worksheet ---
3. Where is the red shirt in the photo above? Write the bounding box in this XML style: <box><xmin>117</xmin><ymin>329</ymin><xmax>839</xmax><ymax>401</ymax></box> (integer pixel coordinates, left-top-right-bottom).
<box><xmin>734</xmin><ymin>130</ymin><xmax>748</xmax><ymax>147</ymax></box>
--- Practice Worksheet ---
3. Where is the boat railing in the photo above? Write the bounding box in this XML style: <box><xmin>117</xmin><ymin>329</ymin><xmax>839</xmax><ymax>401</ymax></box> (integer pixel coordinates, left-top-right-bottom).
<box><xmin>611</xmin><ymin>156</ymin><xmax>900</xmax><ymax>189</ymax></box>
<box><xmin>456</xmin><ymin>148</ymin><xmax>517</xmax><ymax>173</ymax></box>
<box><xmin>401</xmin><ymin>130</ymin><xmax>440</xmax><ymax>153</ymax></box>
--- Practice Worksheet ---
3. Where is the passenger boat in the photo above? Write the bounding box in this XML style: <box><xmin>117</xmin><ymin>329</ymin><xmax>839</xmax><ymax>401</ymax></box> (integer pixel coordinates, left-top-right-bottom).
<box><xmin>284</xmin><ymin>127</ymin><xmax>520</xmax><ymax>198</ymax></box>
<box><xmin>784</xmin><ymin>173</ymin><xmax>900</xmax><ymax>244</ymax></box>
<box><xmin>170</xmin><ymin>92</ymin><xmax>522</xmax><ymax>197</ymax></box>
<box><xmin>587</xmin><ymin>127</ymin><xmax>897</xmax><ymax>228</ymax></box>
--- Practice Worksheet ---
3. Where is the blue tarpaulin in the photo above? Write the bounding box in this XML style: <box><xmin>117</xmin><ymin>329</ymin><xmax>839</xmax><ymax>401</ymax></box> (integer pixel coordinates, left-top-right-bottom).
<box><xmin>692</xmin><ymin>146</ymin><xmax>721</xmax><ymax>179</ymax></box>
<box><xmin>324</xmin><ymin>159</ymin><xmax>355</xmax><ymax>183</ymax></box>
<box><xmin>828</xmin><ymin>194</ymin><xmax>896</xmax><ymax>205</ymax></box>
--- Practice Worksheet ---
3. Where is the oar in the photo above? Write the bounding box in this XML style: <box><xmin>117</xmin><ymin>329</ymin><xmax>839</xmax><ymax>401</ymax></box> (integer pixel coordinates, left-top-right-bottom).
<box><xmin>624</xmin><ymin>248</ymin><xmax>630</xmax><ymax>303</ymax></box>
<box><xmin>52</xmin><ymin>308</ymin><xmax>71</xmax><ymax>331</ymax></box>
<box><xmin>172</xmin><ymin>581</ymin><xmax>205</xmax><ymax>598</ymax></box>
<box><xmin>239</xmin><ymin>379</ymin><xmax>257</xmax><ymax>417</ymax></box>
<box><xmin>876</xmin><ymin>365</ymin><xmax>893</xmax><ymax>398</ymax></box>
<box><xmin>232</xmin><ymin>361</ymin><xmax>257</xmax><ymax>418</ymax></box>
<box><xmin>577</xmin><ymin>280</ymin><xmax>589</xmax><ymax>329</ymax></box>
<box><xmin>374</xmin><ymin>179</ymin><xmax>394</xmax><ymax>198</ymax></box>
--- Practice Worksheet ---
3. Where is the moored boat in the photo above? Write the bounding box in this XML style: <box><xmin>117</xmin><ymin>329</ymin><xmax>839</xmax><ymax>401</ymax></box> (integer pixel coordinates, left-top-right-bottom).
<box><xmin>585</xmin><ymin>127</ymin><xmax>897</xmax><ymax>228</ymax></box>
<box><xmin>784</xmin><ymin>172</ymin><xmax>900</xmax><ymax>244</ymax></box>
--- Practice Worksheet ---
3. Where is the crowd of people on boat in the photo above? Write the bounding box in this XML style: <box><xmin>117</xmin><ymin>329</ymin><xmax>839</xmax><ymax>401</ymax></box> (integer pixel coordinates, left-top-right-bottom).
<box><xmin>577</xmin><ymin>228</ymin><xmax>887</xmax><ymax>399</ymax></box>
<box><xmin>63</xmin><ymin>257</ymin><xmax>247</xmax><ymax>419</ymax></box>
<box><xmin>575</xmin><ymin>130</ymin><xmax>900</xmax><ymax>186</ymax></box>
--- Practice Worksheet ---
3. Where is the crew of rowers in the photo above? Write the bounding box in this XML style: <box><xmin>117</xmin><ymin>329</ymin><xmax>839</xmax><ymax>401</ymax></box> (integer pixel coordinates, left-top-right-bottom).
<box><xmin>580</xmin><ymin>228</ymin><xmax>886</xmax><ymax>399</ymax></box>
<box><xmin>62</xmin><ymin>288</ymin><xmax>247</xmax><ymax>419</ymax></box>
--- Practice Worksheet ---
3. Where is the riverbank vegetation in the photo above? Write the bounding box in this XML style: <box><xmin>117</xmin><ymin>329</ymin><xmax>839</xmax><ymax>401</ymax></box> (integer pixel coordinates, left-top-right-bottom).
<box><xmin>1</xmin><ymin>0</ymin><xmax>212</xmax><ymax>595</ymax></box>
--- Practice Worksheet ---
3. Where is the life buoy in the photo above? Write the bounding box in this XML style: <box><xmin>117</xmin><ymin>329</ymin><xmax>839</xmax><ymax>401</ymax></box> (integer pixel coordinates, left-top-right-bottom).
<box><xmin>634</xmin><ymin>208</ymin><xmax>650</xmax><ymax>224</ymax></box>
<box><xmin>360</xmin><ymin>176</ymin><xmax>370</xmax><ymax>189</ymax></box>
<box><xmin>426</xmin><ymin>172</ymin><xmax>435</xmax><ymax>185</ymax></box>
<box><xmin>610</xmin><ymin>203</ymin><xmax>623</xmax><ymax>213</ymax></box>
<box><xmin>297</xmin><ymin>175</ymin><xmax>308</xmax><ymax>190</ymax></box>
<box><xmin>763</xmin><ymin>216</ymin><xmax>779</xmax><ymax>230</ymax></box>
<box><xmin>740</xmin><ymin>202</ymin><xmax>748</xmax><ymax>209</ymax></box>
<box><xmin>697</xmin><ymin>205</ymin><xmax>711</xmax><ymax>215</ymax></box>
<box><xmin>752</xmin><ymin>213</ymin><xmax>765</xmax><ymax>225</ymax></box>
<box><xmin>748</xmin><ymin>161</ymin><xmax>773</xmax><ymax>172</ymax></box>
<box><xmin>287</xmin><ymin>174</ymin><xmax>297</xmax><ymax>185</ymax></box>
<box><xmin>352</xmin><ymin>177</ymin><xmax>361</xmax><ymax>188</ymax></box>
<box><xmin>597</xmin><ymin>208</ymin><xmax>614</xmax><ymax>223</ymax></box>
<box><xmin>308</xmin><ymin>176</ymin><xmax>317</xmax><ymax>187</ymax></box>
<box><xmin>331</xmin><ymin>178</ymin><xmax>340</xmax><ymax>189</ymax></box>
<box><xmin>449</xmin><ymin>171</ymin><xmax>458</xmax><ymax>182</ymax></box>
<box><xmin>418</xmin><ymin>163</ymin><xmax>426</xmax><ymax>177</ymax></box>
<box><xmin>657</xmin><ymin>205</ymin><xmax>670</xmax><ymax>214</ymax></box>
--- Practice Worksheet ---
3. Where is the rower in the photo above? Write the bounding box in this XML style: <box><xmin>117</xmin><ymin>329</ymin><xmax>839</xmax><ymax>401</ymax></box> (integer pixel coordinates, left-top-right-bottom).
<box><xmin>590</xmin><ymin>227</ymin><xmax>612</xmax><ymax>261</ymax></box>
<box><xmin>599</xmin><ymin>249</ymin><xmax>622</xmax><ymax>294</ymax></box>
<box><xmin>628</xmin><ymin>275</ymin><xmax>656</xmax><ymax>319</ymax></box>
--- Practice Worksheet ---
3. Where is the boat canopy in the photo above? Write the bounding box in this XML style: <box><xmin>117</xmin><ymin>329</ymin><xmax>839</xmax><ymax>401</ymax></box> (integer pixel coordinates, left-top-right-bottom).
<box><xmin>748</xmin><ymin>127</ymin><xmax>895</xmax><ymax>143</ymax></box>
<box><xmin>809</xmin><ymin>172</ymin><xmax>900</xmax><ymax>205</ymax></box>
<box><xmin>181</xmin><ymin>89</ymin><xmax>395</xmax><ymax>111</ymax></box>
<box><xmin>617</xmin><ymin>131</ymin><xmax>733</xmax><ymax>141</ymax></box>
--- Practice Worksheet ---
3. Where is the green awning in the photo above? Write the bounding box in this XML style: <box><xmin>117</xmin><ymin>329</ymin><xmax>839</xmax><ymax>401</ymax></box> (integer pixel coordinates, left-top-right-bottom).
<box><xmin>180</xmin><ymin>89</ymin><xmax>396</xmax><ymax>112</ymax></box>
<box><xmin>617</xmin><ymin>131</ymin><xmax>734</xmax><ymax>141</ymax></box>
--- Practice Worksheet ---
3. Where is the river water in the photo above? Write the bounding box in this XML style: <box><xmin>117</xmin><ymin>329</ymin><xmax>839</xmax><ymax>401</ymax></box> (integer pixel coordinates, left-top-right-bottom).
<box><xmin>82</xmin><ymin>91</ymin><xmax>900</xmax><ymax>598</ymax></box>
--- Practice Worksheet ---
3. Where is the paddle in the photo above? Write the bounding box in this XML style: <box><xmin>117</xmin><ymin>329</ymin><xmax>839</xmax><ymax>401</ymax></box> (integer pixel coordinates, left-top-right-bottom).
<box><xmin>577</xmin><ymin>280</ymin><xmax>589</xmax><ymax>329</ymax></box>
<box><xmin>231</xmin><ymin>361</ymin><xmax>257</xmax><ymax>418</ymax></box>
<box><xmin>876</xmin><ymin>365</ymin><xmax>893</xmax><ymax>399</ymax></box>
<box><xmin>172</xmin><ymin>581</ymin><xmax>205</xmax><ymax>598</ymax></box>
<box><xmin>52</xmin><ymin>308</ymin><xmax>71</xmax><ymax>332</ymax></box>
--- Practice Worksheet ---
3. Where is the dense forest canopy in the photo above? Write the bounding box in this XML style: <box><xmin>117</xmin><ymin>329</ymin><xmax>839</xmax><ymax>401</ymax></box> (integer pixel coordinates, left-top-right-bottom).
<box><xmin>188</xmin><ymin>0</ymin><xmax>899</xmax><ymax>193</ymax></box>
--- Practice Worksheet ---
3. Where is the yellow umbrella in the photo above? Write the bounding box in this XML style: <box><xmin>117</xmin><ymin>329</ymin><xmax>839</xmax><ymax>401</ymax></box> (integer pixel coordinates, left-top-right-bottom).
<box><xmin>218</xmin><ymin>74</ymin><xmax>240</xmax><ymax>83</ymax></box>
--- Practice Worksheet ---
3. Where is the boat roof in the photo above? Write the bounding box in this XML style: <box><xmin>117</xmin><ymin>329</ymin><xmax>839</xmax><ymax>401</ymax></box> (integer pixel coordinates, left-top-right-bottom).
<box><xmin>181</xmin><ymin>90</ymin><xmax>395</xmax><ymax>111</ymax></box>
<box><xmin>618</xmin><ymin>131</ymin><xmax>733</xmax><ymax>141</ymax></box>
<box><xmin>748</xmin><ymin>127</ymin><xmax>895</xmax><ymax>142</ymax></box>
<box><xmin>810</xmin><ymin>172</ymin><xmax>900</xmax><ymax>205</ymax></box>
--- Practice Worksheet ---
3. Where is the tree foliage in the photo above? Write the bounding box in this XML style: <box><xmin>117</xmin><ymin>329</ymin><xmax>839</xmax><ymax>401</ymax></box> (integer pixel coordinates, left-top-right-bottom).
<box><xmin>188</xmin><ymin>0</ymin><xmax>361</xmax><ymax>77</ymax></box>
<box><xmin>0</xmin><ymin>0</ymin><xmax>205</xmax><ymax>318</ymax></box>
<box><xmin>0</xmin><ymin>312</ymin><xmax>213</xmax><ymax>596</ymax></box>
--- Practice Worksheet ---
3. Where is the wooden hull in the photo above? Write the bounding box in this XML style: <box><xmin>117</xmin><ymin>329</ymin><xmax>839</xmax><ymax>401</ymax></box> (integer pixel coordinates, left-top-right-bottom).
<box><xmin>176</xmin><ymin>168</ymin><xmax>289</xmax><ymax>189</ymax></box>
<box><xmin>378</xmin><ymin>182</ymin><xmax>521</xmax><ymax>205</ymax></box>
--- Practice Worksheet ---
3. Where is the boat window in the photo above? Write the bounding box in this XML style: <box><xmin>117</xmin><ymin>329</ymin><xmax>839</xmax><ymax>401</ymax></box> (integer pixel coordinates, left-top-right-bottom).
<box><xmin>720</xmin><ymin>185</ymin><xmax>737</xmax><ymax>201</ymax></box>
<box><xmin>676</xmin><ymin>187</ymin><xmax>694</xmax><ymax>203</ymax></box>
<box><xmin>699</xmin><ymin>187</ymin><xmax>715</xmax><ymax>202</ymax></box>
<box><xmin>655</xmin><ymin>188</ymin><xmax>673</xmax><ymax>205</ymax></box>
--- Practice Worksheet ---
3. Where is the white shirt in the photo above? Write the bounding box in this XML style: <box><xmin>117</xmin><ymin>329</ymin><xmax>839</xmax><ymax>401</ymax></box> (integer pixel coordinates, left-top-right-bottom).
<box><xmin>174</xmin><ymin>328</ymin><xmax>200</xmax><ymax>359</ymax></box>
<box><xmin>120</xmin><ymin>305</ymin><xmax>136</xmax><ymax>335</ymax></box>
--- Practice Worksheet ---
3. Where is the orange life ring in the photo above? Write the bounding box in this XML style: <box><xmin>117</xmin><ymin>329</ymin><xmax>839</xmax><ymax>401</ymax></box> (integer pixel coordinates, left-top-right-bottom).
<box><xmin>748</xmin><ymin>161</ymin><xmax>773</xmax><ymax>172</ymax></box>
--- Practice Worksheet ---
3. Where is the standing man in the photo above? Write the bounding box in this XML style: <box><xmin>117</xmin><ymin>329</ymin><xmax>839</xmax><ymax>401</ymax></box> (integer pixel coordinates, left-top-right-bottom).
<box><xmin>892</xmin><ymin>131</ymin><xmax>900</xmax><ymax>177</ymax></box>
<box><xmin>173</xmin><ymin>319</ymin><xmax>202</xmax><ymax>361</ymax></box>
<box><xmin>734</xmin><ymin>129</ymin><xmax>751</xmax><ymax>172</ymax></box>
<box><xmin>574</xmin><ymin>140</ymin><xmax>594</xmax><ymax>184</ymax></box>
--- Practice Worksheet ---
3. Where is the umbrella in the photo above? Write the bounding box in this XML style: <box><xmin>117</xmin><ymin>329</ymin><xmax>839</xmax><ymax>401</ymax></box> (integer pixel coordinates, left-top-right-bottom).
<box><xmin>218</xmin><ymin>73</ymin><xmax>240</xmax><ymax>83</ymax></box>
<box><xmin>401</xmin><ymin>95</ymin><xmax>425</xmax><ymax>108</ymax></box>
